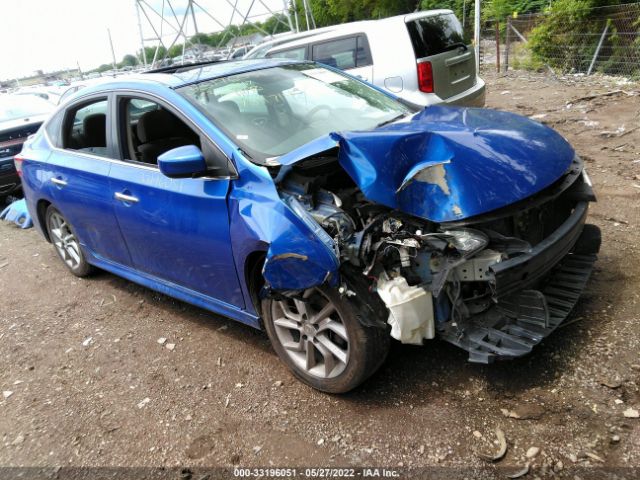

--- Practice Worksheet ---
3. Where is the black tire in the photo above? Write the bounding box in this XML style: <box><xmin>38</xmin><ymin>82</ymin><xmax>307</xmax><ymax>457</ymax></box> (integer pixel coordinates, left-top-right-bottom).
<box><xmin>45</xmin><ymin>205</ymin><xmax>94</xmax><ymax>277</ymax></box>
<box><xmin>262</xmin><ymin>286</ymin><xmax>389</xmax><ymax>393</ymax></box>
<box><xmin>573</xmin><ymin>224</ymin><xmax>602</xmax><ymax>255</ymax></box>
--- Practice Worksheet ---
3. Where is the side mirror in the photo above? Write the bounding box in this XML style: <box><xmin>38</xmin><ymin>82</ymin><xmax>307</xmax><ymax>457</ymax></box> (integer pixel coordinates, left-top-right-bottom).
<box><xmin>157</xmin><ymin>145</ymin><xmax>208</xmax><ymax>178</ymax></box>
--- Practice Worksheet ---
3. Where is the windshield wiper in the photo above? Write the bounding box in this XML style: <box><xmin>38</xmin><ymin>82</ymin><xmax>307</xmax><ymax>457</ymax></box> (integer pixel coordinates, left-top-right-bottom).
<box><xmin>446</xmin><ymin>42</ymin><xmax>469</xmax><ymax>52</ymax></box>
<box><xmin>376</xmin><ymin>113</ymin><xmax>408</xmax><ymax>128</ymax></box>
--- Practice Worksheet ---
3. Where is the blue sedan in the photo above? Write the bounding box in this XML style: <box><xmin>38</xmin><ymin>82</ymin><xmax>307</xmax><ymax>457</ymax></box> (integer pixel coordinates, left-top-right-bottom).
<box><xmin>18</xmin><ymin>59</ymin><xmax>600</xmax><ymax>392</ymax></box>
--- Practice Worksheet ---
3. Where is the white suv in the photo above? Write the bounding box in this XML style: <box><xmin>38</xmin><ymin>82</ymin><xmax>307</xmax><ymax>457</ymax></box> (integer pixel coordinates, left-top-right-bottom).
<box><xmin>245</xmin><ymin>10</ymin><xmax>485</xmax><ymax>108</ymax></box>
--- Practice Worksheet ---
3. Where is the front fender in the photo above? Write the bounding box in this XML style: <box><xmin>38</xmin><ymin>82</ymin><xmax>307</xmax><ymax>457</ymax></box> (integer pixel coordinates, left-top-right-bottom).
<box><xmin>228</xmin><ymin>154</ymin><xmax>339</xmax><ymax>298</ymax></box>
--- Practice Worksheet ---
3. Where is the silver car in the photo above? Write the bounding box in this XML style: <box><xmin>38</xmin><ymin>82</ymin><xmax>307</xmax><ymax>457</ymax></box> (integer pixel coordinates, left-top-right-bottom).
<box><xmin>245</xmin><ymin>10</ymin><xmax>485</xmax><ymax>108</ymax></box>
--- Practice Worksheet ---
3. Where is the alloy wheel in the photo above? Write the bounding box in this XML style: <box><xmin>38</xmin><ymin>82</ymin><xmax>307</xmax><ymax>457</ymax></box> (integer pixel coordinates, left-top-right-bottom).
<box><xmin>49</xmin><ymin>212</ymin><xmax>82</xmax><ymax>270</ymax></box>
<box><xmin>271</xmin><ymin>288</ymin><xmax>350</xmax><ymax>379</ymax></box>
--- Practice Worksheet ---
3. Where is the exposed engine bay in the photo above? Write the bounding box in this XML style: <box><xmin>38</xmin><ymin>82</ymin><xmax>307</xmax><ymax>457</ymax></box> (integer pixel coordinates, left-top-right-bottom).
<box><xmin>271</xmin><ymin>150</ymin><xmax>600</xmax><ymax>363</ymax></box>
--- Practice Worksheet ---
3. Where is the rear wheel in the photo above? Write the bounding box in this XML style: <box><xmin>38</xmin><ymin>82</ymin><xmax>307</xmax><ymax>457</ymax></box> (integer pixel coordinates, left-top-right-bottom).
<box><xmin>262</xmin><ymin>286</ymin><xmax>389</xmax><ymax>393</ymax></box>
<box><xmin>45</xmin><ymin>205</ymin><xmax>94</xmax><ymax>277</ymax></box>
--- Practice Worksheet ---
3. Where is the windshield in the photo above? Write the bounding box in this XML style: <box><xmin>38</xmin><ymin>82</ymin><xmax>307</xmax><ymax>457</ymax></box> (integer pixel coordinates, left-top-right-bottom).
<box><xmin>178</xmin><ymin>64</ymin><xmax>410</xmax><ymax>163</ymax></box>
<box><xmin>0</xmin><ymin>94</ymin><xmax>53</xmax><ymax>122</ymax></box>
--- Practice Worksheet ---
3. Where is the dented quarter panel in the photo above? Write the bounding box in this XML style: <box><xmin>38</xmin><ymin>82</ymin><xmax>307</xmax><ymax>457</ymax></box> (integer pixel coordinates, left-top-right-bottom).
<box><xmin>279</xmin><ymin>106</ymin><xmax>575</xmax><ymax>223</ymax></box>
<box><xmin>227</xmin><ymin>152</ymin><xmax>340</xmax><ymax>301</ymax></box>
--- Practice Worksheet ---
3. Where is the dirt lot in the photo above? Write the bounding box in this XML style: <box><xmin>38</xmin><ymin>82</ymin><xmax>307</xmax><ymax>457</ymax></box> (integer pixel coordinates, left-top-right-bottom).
<box><xmin>1</xmin><ymin>71</ymin><xmax>639</xmax><ymax>478</ymax></box>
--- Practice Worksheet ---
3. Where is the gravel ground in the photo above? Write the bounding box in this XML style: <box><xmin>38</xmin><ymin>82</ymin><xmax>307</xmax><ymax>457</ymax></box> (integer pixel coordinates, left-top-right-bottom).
<box><xmin>1</xmin><ymin>70</ymin><xmax>639</xmax><ymax>478</ymax></box>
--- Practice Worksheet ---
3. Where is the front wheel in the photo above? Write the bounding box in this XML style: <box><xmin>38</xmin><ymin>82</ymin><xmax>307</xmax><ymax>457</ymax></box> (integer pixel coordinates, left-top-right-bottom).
<box><xmin>262</xmin><ymin>286</ymin><xmax>389</xmax><ymax>393</ymax></box>
<box><xmin>45</xmin><ymin>205</ymin><xmax>94</xmax><ymax>277</ymax></box>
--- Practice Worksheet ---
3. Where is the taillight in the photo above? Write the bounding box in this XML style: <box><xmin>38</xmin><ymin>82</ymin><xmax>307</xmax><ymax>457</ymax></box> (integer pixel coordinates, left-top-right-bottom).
<box><xmin>417</xmin><ymin>61</ymin><xmax>434</xmax><ymax>93</ymax></box>
<box><xmin>14</xmin><ymin>154</ymin><xmax>24</xmax><ymax>177</ymax></box>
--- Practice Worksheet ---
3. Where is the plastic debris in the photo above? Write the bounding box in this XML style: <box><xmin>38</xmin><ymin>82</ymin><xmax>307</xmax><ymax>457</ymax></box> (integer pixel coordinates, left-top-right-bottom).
<box><xmin>623</xmin><ymin>408</ymin><xmax>639</xmax><ymax>418</ymax></box>
<box><xmin>586</xmin><ymin>452</ymin><xmax>605</xmax><ymax>462</ymax></box>
<box><xmin>507</xmin><ymin>463</ymin><xmax>530</xmax><ymax>479</ymax></box>
<box><xmin>0</xmin><ymin>199</ymin><xmax>33</xmax><ymax>229</ymax></box>
<box><xmin>477</xmin><ymin>428</ymin><xmax>507</xmax><ymax>462</ymax></box>
<box><xmin>526</xmin><ymin>446</ymin><xmax>540</xmax><ymax>459</ymax></box>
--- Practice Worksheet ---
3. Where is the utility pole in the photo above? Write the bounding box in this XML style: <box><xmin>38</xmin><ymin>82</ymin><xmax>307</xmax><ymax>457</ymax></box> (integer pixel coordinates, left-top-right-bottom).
<box><xmin>302</xmin><ymin>0</ymin><xmax>310</xmax><ymax>30</ymax></box>
<box><xmin>302</xmin><ymin>0</ymin><xmax>316</xmax><ymax>29</ymax></box>
<box><xmin>474</xmin><ymin>0</ymin><xmax>481</xmax><ymax>73</ymax></box>
<box><xmin>135</xmin><ymin>0</ymin><xmax>147</xmax><ymax>67</ymax></box>
<box><xmin>292</xmin><ymin>0</ymin><xmax>300</xmax><ymax>32</ymax></box>
<box><xmin>107</xmin><ymin>28</ymin><xmax>118</xmax><ymax>74</ymax></box>
<box><xmin>76</xmin><ymin>61</ymin><xmax>84</xmax><ymax>80</ymax></box>
<box><xmin>462</xmin><ymin>0</ymin><xmax>467</xmax><ymax>29</ymax></box>
<box><xmin>282</xmin><ymin>0</ymin><xmax>294</xmax><ymax>32</ymax></box>
<box><xmin>189</xmin><ymin>0</ymin><xmax>199</xmax><ymax>36</ymax></box>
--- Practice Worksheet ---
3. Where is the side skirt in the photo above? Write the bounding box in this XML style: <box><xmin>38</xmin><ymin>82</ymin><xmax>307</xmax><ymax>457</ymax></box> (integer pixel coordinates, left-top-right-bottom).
<box><xmin>85</xmin><ymin>251</ymin><xmax>261</xmax><ymax>330</ymax></box>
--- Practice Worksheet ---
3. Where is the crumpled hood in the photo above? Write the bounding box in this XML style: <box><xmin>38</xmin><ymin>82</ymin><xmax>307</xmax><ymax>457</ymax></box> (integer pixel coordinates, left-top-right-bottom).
<box><xmin>279</xmin><ymin>106</ymin><xmax>575</xmax><ymax>223</ymax></box>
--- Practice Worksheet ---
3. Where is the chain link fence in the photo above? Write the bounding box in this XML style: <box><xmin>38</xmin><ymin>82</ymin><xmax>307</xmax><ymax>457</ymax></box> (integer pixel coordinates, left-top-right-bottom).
<box><xmin>479</xmin><ymin>2</ymin><xmax>640</xmax><ymax>79</ymax></box>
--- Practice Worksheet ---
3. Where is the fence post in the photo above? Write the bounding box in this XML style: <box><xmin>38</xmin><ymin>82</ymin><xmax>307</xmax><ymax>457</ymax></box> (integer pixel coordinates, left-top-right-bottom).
<box><xmin>587</xmin><ymin>22</ymin><xmax>609</xmax><ymax>75</ymax></box>
<box><xmin>495</xmin><ymin>20</ymin><xmax>501</xmax><ymax>72</ymax></box>
<box><xmin>504</xmin><ymin>16</ymin><xmax>510</xmax><ymax>72</ymax></box>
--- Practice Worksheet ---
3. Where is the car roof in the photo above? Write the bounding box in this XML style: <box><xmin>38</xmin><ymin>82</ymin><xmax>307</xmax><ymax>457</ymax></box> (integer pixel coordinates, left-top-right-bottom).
<box><xmin>72</xmin><ymin>58</ymin><xmax>304</xmax><ymax>98</ymax></box>
<box><xmin>263</xmin><ymin>9</ymin><xmax>454</xmax><ymax>53</ymax></box>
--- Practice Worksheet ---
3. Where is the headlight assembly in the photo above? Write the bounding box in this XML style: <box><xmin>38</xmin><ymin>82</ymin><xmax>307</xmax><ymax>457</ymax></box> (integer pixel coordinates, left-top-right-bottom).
<box><xmin>440</xmin><ymin>228</ymin><xmax>488</xmax><ymax>257</ymax></box>
<box><xmin>286</xmin><ymin>196</ymin><xmax>338</xmax><ymax>256</ymax></box>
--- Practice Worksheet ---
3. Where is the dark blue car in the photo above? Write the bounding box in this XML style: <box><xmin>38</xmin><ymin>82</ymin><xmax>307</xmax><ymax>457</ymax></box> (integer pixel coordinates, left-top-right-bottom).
<box><xmin>17</xmin><ymin>60</ymin><xmax>600</xmax><ymax>392</ymax></box>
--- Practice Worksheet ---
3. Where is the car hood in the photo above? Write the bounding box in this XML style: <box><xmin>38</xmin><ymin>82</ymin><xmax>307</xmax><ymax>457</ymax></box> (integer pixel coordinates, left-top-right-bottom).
<box><xmin>278</xmin><ymin>106</ymin><xmax>575</xmax><ymax>223</ymax></box>
<box><xmin>0</xmin><ymin>114</ymin><xmax>49</xmax><ymax>133</ymax></box>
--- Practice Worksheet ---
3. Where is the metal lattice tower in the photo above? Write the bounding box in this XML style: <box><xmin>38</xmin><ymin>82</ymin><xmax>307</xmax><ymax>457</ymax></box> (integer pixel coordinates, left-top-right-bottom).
<box><xmin>134</xmin><ymin>0</ymin><xmax>316</xmax><ymax>67</ymax></box>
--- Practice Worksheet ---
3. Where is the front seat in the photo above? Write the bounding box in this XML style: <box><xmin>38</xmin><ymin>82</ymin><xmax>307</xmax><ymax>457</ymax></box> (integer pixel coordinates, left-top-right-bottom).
<box><xmin>136</xmin><ymin>109</ymin><xmax>194</xmax><ymax>164</ymax></box>
<box><xmin>82</xmin><ymin>113</ymin><xmax>106</xmax><ymax>148</ymax></box>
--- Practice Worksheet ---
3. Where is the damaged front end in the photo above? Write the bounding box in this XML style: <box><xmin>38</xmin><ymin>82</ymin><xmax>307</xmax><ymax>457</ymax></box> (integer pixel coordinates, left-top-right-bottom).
<box><xmin>262</xmin><ymin>107</ymin><xmax>601</xmax><ymax>363</ymax></box>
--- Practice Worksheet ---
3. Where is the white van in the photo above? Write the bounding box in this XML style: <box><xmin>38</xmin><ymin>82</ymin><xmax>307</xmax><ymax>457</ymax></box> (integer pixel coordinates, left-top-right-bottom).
<box><xmin>244</xmin><ymin>10</ymin><xmax>485</xmax><ymax>108</ymax></box>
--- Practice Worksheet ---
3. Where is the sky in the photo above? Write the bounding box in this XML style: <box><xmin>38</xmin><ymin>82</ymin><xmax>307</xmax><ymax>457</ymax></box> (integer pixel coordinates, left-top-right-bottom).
<box><xmin>0</xmin><ymin>0</ymin><xmax>289</xmax><ymax>81</ymax></box>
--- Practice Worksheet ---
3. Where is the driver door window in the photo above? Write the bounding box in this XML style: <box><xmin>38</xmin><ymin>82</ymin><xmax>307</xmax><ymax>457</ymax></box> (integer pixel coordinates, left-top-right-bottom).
<box><xmin>119</xmin><ymin>97</ymin><xmax>201</xmax><ymax>165</ymax></box>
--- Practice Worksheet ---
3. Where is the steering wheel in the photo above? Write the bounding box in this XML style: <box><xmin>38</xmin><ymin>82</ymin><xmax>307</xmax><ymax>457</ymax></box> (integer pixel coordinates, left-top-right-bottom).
<box><xmin>251</xmin><ymin>116</ymin><xmax>270</xmax><ymax>127</ymax></box>
<box><xmin>306</xmin><ymin>105</ymin><xmax>332</xmax><ymax>121</ymax></box>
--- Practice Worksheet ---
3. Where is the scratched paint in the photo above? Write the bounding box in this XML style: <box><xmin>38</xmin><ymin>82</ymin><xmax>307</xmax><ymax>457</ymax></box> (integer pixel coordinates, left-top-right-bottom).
<box><xmin>412</xmin><ymin>163</ymin><xmax>450</xmax><ymax>196</ymax></box>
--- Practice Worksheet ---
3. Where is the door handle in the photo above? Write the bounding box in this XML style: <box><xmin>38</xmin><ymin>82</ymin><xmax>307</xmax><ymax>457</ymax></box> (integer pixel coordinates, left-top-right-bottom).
<box><xmin>114</xmin><ymin>192</ymin><xmax>139</xmax><ymax>203</ymax></box>
<box><xmin>51</xmin><ymin>177</ymin><xmax>67</xmax><ymax>186</ymax></box>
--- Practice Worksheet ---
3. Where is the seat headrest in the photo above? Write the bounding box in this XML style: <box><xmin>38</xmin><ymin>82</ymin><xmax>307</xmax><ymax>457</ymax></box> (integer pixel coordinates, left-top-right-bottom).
<box><xmin>137</xmin><ymin>109</ymin><xmax>189</xmax><ymax>144</ymax></box>
<box><xmin>83</xmin><ymin>114</ymin><xmax>106</xmax><ymax>147</ymax></box>
<box><xmin>216</xmin><ymin>101</ymin><xmax>240</xmax><ymax>116</ymax></box>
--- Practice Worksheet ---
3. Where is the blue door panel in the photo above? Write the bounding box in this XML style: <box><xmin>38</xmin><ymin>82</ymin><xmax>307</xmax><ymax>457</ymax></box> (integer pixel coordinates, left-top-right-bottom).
<box><xmin>108</xmin><ymin>163</ymin><xmax>245</xmax><ymax>309</ymax></box>
<box><xmin>46</xmin><ymin>151</ymin><xmax>132</xmax><ymax>266</ymax></box>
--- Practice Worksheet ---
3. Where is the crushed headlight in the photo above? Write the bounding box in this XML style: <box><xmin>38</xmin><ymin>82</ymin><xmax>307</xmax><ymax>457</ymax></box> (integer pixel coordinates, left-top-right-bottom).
<box><xmin>440</xmin><ymin>228</ymin><xmax>488</xmax><ymax>257</ymax></box>
<box><xmin>286</xmin><ymin>196</ymin><xmax>339</xmax><ymax>256</ymax></box>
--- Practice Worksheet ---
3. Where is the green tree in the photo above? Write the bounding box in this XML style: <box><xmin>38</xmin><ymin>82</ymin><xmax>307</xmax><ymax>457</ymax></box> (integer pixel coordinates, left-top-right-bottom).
<box><xmin>119</xmin><ymin>54</ymin><xmax>139</xmax><ymax>68</ymax></box>
<box><xmin>291</xmin><ymin>0</ymin><xmax>418</xmax><ymax>29</ymax></box>
<box><xmin>167</xmin><ymin>44</ymin><xmax>184</xmax><ymax>58</ymax></box>
<box><xmin>484</xmin><ymin>0</ymin><xmax>548</xmax><ymax>19</ymax></box>
<box><xmin>528</xmin><ymin>0</ymin><xmax>629</xmax><ymax>74</ymax></box>
<box><xmin>263</xmin><ymin>13</ymin><xmax>293</xmax><ymax>34</ymax></box>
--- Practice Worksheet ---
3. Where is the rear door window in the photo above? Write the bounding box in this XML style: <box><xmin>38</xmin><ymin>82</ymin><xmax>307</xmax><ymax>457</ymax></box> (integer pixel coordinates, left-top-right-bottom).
<box><xmin>63</xmin><ymin>99</ymin><xmax>109</xmax><ymax>157</ymax></box>
<box><xmin>45</xmin><ymin>109</ymin><xmax>65</xmax><ymax>148</ymax></box>
<box><xmin>311</xmin><ymin>35</ymin><xmax>372</xmax><ymax>69</ymax></box>
<box><xmin>406</xmin><ymin>13</ymin><xmax>468</xmax><ymax>59</ymax></box>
